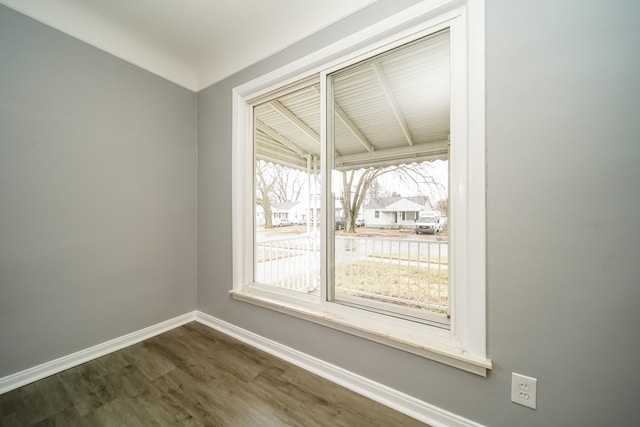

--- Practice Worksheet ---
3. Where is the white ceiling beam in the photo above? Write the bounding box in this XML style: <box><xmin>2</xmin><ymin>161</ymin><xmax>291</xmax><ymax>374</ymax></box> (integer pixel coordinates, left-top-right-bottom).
<box><xmin>335</xmin><ymin>139</ymin><xmax>448</xmax><ymax>170</ymax></box>
<box><xmin>268</xmin><ymin>97</ymin><xmax>341</xmax><ymax>157</ymax></box>
<box><xmin>334</xmin><ymin>103</ymin><xmax>374</xmax><ymax>153</ymax></box>
<box><xmin>371</xmin><ymin>62</ymin><xmax>415</xmax><ymax>146</ymax></box>
<box><xmin>255</xmin><ymin>120</ymin><xmax>309</xmax><ymax>157</ymax></box>
<box><xmin>308</xmin><ymin>85</ymin><xmax>373</xmax><ymax>153</ymax></box>
<box><xmin>335</xmin><ymin>152</ymin><xmax>447</xmax><ymax>171</ymax></box>
<box><xmin>268</xmin><ymin>100</ymin><xmax>320</xmax><ymax>143</ymax></box>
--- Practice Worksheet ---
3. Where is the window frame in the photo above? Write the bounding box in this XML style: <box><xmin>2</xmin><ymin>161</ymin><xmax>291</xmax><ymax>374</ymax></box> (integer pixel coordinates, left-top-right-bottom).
<box><xmin>231</xmin><ymin>0</ymin><xmax>489</xmax><ymax>375</ymax></box>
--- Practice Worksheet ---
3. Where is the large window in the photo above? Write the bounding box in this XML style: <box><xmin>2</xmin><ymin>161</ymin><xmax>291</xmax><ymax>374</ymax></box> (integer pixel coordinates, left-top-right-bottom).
<box><xmin>232</xmin><ymin>0</ymin><xmax>489</xmax><ymax>375</ymax></box>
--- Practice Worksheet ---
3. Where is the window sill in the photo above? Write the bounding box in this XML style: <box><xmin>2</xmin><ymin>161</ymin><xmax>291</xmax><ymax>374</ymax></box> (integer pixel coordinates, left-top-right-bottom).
<box><xmin>230</xmin><ymin>289</ymin><xmax>491</xmax><ymax>376</ymax></box>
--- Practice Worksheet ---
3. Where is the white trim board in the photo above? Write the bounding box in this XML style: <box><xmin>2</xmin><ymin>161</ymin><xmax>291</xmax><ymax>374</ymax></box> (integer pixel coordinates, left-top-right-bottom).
<box><xmin>195</xmin><ymin>311</ymin><xmax>485</xmax><ymax>427</ymax></box>
<box><xmin>0</xmin><ymin>311</ymin><xmax>196</xmax><ymax>394</ymax></box>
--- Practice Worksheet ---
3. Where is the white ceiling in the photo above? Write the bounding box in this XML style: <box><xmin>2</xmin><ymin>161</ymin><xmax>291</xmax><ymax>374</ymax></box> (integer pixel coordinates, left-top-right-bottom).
<box><xmin>0</xmin><ymin>0</ymin><xmax>376</xmax><ymax>92</ymax></box>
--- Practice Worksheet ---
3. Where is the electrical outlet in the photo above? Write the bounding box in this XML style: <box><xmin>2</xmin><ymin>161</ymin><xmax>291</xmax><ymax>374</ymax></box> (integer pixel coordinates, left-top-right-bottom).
<box><xmin>511</xmin><ymin>373</ymin><xmax>537</xmax><ymax>409</ymax></box>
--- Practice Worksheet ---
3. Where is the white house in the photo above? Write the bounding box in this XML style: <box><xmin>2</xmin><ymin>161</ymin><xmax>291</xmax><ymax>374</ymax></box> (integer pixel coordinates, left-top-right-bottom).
<box><xmin>267</xmin><ymin>198</ymin><xmax>343</xmax><ymax>226</ymax></box>
<box><xmin>270</xmin><ymin>201</ymin><xmax>299</xmax><ymax>222</ymax></box>
<box><xmin>364</xmin><ymin>196</ymin><xmax>433</xmax><ymax>228</ymax></box>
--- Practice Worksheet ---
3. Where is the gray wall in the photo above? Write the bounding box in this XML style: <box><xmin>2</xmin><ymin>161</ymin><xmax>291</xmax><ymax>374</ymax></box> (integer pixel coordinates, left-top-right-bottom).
<box><xmin>0</xmin><ymin>5</ymin><xmax>197</xmax><ymax>377</ymax></box>
<box><xmin>1</xmin><ymin>0</ymin><xmax>638</xmax><ymax>425</ymax></box>
<box><xmin>198</xmin><ymin>0</ymin><xmax>640</xmax><ymax>426</ymax></box>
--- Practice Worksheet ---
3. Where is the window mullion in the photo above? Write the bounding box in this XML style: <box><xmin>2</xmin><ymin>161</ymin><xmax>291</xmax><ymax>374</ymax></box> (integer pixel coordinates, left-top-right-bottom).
<box><xmin>447</xmin><ymin>12</ymin><xmax>467</xmax><ymax>342</ymax></box>
<box><xmin>320</xmin><ymin>72</ymin><xmax>332</xmax><ymax>304</ymax></box>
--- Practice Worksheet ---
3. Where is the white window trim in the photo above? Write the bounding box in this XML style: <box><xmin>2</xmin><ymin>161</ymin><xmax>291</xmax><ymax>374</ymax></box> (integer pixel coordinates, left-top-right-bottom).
<box><xmin>231</xmin><ymin>0</ymin><xmax>490</xmax><ymax>376</ymax></box>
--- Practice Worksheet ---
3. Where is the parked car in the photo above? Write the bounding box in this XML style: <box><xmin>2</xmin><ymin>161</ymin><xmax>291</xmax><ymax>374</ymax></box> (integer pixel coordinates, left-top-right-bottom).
<box><xmin>355</xmin><ymin>218</ymin><xmax>365</xmax><ymax>227</ymax></box>
<box><xmin>273</xmin><ymin>218</ymin><xmax>291</xmax><ymax>227</ymax></box>
<box><xmin>335</xmin><ymin>217</ymin><xmax>345</xmax><ymax>230</ymax></box>
<box><xmin>415</xmin><ymin>215</ymin><xmax>440</xmax><ymax>234</ymax></box>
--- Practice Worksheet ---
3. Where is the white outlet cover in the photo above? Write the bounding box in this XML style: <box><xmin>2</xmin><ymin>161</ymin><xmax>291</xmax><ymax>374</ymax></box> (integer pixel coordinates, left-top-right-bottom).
<box><xmin>511</xmin><ymin>373</ymin><xmax>537</xmax><ymax>409</ymax></box>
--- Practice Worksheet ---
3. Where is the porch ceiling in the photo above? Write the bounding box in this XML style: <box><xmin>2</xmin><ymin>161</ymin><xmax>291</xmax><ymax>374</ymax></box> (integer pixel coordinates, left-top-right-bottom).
<box><xmin>255</xmin><ymin>29</ymin><xmax>450</xmax><ymax>172</ymax></box>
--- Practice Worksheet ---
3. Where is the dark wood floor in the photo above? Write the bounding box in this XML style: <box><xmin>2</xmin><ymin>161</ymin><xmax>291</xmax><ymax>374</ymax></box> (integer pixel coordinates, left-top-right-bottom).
<box><xmin>0</xmin><ymin>322</ymin><xmax>428</xmax><ymax>426</ymax></box>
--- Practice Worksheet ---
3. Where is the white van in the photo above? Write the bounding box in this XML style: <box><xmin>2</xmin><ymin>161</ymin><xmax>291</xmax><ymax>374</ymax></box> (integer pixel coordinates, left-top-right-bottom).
<box><xmin>415</xmin><ymin>214</ymin><xmax>440</xmax><ymax>234</ymax></box>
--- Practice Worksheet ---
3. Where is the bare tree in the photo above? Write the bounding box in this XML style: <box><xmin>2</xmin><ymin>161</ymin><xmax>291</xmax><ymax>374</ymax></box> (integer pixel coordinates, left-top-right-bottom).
<box><xmin>434</xmin><ymin>198</ymin><xmax>449</xmax><ymax>215</ymax></box>
<box><xmin>401</xmin><ymin>161</ymin><xmax>447</xmax><ymax>203</ymax></box>
<box><xmin>273</xmin><ymin>166</ymin><xmax>305</xmax><ymax>203</ymax></box>
<box><xmin>256</xmin><ymin>161</ymin><xmax>277</xmax><ymax>228</ymax></box>
<box><xmin>339</xmin><ymin>162</ymin><xmax>445</xmax><ymax>233</ymax></box>
<box><xmin>365</xmin><ymin>177</ymin><xmax>392</xmax><ymax>205</ymax></box>
<box><xmin>338</xmin><ymin>168</ymin><xmax>390</xmax><ymax>233</ymax></box>
<box><xmin>256</xmin><ymin>161</ymin><xmax>307</xmax><ymax>228</ymax></box>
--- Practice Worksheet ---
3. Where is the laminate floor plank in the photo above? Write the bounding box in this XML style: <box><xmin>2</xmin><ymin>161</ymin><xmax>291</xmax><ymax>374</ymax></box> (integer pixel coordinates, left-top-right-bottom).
<box><xmin>145</xmin><ymin>333</ymin><xmax>222</xmax><ymax>385</ymax></box>
<box><xmin>58</xmin><ymin>365</ymin><xmax>117</xmax><ymax>416</ymax></box>
<box><xmin>207</xmin><ymin>371</ymin><xmax>292</xmax><ymax>427</ymax></box>
<box><xmin>105</xmin><ymin>364</ymin><xmax>163</xmax><ymax>400</ymax></box>
<box><xmin>82</xmin><ymin>352</ymin><xmax>130</xmax><ymax>377</ymax></box>
<box><xmin>2</xmin><ymin>375</ymin><xmax>73</xmax><ymax>425</ymax></box>
<box><xmin>92</xmin><ymin>397</ymin><xmax>155</xmax><ymax>427</ymax></box>
<box><xmin>153</xmin><ymin>368</ymin><xmax>228</xmax><ymax>426</ymax></box>
<box><xmin>279</xmin><ymin>365</ymin><xmax>427</xmax><ymax>427</ymax></box>
<box><xmin>0</xmin><ymin>322</ymin><xmax>429</xmax><ymax>426</ymax></box>
<box><xmin>32</xmin><ymin>406</ymin><xmax>86</xmax><ymax>427</ymax></box>
<box><xmin>120</xmin><ymin>343</ymin><xmax>176</xmax><ymax>382</ymax></box>
<box><xmin>176</xmin><ymin>324</ymin><xmax>274</xmax><ymax>383</ymax></box>
<box><xmin>248</xmin><ymin>365</ymin><xmax>353</xmax><ymax>427</ymax></box>
<box><xmin>134</xmin><ymin>390</ymin><xmax>195</xmax><ymax>427</ymax></box>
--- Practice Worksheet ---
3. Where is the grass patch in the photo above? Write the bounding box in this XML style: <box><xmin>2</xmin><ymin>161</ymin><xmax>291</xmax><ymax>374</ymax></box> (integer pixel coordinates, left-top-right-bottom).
<box><xmin>335</xmin><ymin>260</ymin><xmax>448</xmax><ymax>314</ymax></box>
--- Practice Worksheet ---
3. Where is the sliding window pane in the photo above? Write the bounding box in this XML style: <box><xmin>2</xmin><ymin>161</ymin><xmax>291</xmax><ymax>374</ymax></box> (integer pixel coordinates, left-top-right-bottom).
<box><xmin>328</xmin><ymin>30</ymin><xmax>451</xmax><ymax>325</ymax></box>
<box><xmin>252</xmin><ymin>84</ymin><xmax>321</xmax><ymax>295</ymax></box>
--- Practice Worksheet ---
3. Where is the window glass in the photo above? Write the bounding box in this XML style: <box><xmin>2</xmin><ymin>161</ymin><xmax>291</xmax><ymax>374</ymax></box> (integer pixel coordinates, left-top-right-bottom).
<box><xmin>253</xmin><ymin>85</ymin><xmax>321</xmax><ymax>295</ymax></box>
<box><xmin>328</xmin><ymin>30</ymin><xmax>450</xmax><ymax>324</ymax></box>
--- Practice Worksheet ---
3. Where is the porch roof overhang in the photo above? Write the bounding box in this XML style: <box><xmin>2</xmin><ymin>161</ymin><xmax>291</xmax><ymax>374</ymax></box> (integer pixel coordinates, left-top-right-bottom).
<box><xmin>254</xmin><ymin>29</ymin><xmax>450</xmax><ymax>172</ymax></box>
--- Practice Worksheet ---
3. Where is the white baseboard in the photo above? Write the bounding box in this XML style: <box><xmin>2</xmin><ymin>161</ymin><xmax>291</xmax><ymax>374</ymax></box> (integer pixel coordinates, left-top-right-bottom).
<box><xmin>0</xmin><ymin>311</ymin><xmax>197</xmax><ymax>394</ymax></box>
<box><xmin>195</xmin><ymin>311</ymin><xmax>484</xmax><ymax>427</ymax></box>
<box><xmin>0</xmin><ymin>310</ymin><xmax>482</xmax><ymax>426</ymax></box>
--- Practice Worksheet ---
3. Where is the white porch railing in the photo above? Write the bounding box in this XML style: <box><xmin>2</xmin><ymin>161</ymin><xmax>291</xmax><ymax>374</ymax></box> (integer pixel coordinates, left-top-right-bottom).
<box><xmin>255</xmin><ymin>235</ymin><xmax>321</xmax><ymax>293</ymax></box>
<box><xmin>255</xmin><ymin>234</ymin><xmax>449</xmax><ymax>317</ymax></box>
